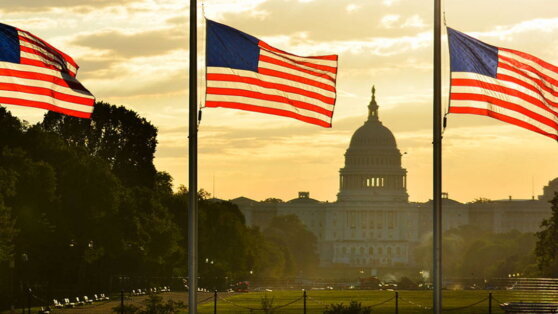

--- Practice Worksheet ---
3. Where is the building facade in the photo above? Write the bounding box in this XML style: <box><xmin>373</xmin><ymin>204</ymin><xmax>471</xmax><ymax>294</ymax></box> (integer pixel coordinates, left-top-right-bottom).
<box><xmin>232</xmin><ymin>87</ymin><xmax>557</xmax><ymax>268</ymax></box>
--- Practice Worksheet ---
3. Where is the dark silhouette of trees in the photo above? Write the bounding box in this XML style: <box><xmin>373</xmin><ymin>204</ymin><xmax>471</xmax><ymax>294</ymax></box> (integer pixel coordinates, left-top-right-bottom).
<box><xmin>415</xmin><ymin>225</ymin><xmax>537</xmax><ymax>279</ymax></box>
<box><xmin>264</xmin><ymin>215</ymin><xmax>320</xmax><ymax>276</ymax></box>
<box><xmin>42</xmin><ymin>102</ymin><xmax>158</xmax><ymax>188</ymax></box>
<box><xmin>536</xmin><ymin>193</ymin><xmax>558</xmax><ymax>275</ymax></box>
<box><xmin>0</xmin><ymin>104</ymin><xmax>318</xmax><ymax>310</ymax></box>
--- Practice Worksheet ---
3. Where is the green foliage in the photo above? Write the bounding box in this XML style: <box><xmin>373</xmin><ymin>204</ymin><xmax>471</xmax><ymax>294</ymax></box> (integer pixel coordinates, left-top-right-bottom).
<box><xmin>0</xmin><ymin>199</ymin><xmax>17</xmax><ymax>263</ymax></box>
<box><xmin>415</xmin><ymin>225</ymin><xmax>537</xmax><ymax>279</ymax></box>
<box><xmin>42</xmin><ymin>102</ymin><xmax>158</xmax><ymax>188</ymax></box>
<box><xmin>263</xmin><ymin>198</ymin><xmax>284</xmax><ymax>204</ymax></box>
<box><xmin>111</xmin><ymin>295</ymin><xmax>185</xmax><ymax>314</ymax></box>
<box><xmin>324</xmin><ymin>301</ymin><xmax>372</xmax><ymax>314</ymax></box>
<box><xmin>141</xmin><ymin>294</ymin><xmax>185</xmax><ymax>313</ymax></box>
<box><xmin>260</xmin><ymin>294</ymin><xmax>275</xmax><ymax>314</ymax></box>
<box><xmin>264</xmin><ymin>215</ymin><xmax>319</xmax><ymax>276</ymax></box>
<box><xmin>536</xmin><ymin>193</ymin><xmax>558</xmax><ymax>275</ymax></box>
<box><xmin>112</xmin><ymin>303</ymin><xmax>141</xmax><ymax>313</ymax></box>
<box><xmin>0</xmin><ymin>104</ymin><xmax>296</xmax><ymax>310</ymax></box>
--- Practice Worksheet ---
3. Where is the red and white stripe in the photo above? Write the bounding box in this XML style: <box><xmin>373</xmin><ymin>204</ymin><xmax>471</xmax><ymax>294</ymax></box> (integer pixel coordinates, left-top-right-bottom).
<box><xmin>450</xmin><ymin>48</ymin><xmax>558</xmax><ymax>140</ymax></box>
<box><xmin>205</xmin><ymin>41</ymin><xmax>338</xmax><ymax>127</ymax></box>
<box><xmin>0</xmin><ymin>28</ymin><xmax>94</xmax><ymax>118</ymax></box>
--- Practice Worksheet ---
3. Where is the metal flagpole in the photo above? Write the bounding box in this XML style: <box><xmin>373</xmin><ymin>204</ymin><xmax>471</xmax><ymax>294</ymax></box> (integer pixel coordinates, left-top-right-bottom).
<box><xmin>433</xmin><ymin>0</ymin><xmax>442</xmax><ymax>313</ymax></box>
<box><xmin>188</xmin><ymin>0</ymin><xmax>199</xmax><ymax>312</ymax></box>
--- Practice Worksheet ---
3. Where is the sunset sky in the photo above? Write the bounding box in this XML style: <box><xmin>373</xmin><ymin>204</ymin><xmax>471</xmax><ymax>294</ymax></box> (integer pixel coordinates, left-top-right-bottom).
<box><xmin>4</xmin><ymin>0</ymin><xmax>558</xmax><ymax>203</ymax></box>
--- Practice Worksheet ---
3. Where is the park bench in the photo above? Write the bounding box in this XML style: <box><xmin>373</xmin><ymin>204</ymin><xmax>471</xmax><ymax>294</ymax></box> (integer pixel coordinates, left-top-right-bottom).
<box><xmin>63</xmin><ymin>298</ymin><xmax>75</xmax><ymax>308</ymax></box>
<box><xmin>38</xmin><ymin>306</ymin><xmax>51</xmax><ymax>314</ymax></box>
<box><xmin>52</xmin><ymin>299</ymin><xmax>63</xmax><ymax>309</ymax></box>
<box><xmin>74</xmin><ymin>297</ymin><xmax>85</xmax><ymax>306</ymax></box>
<box><xmin>500</xmin><ymin>302</ymin><xmax>558</xmax><ymax>313</ymax></box>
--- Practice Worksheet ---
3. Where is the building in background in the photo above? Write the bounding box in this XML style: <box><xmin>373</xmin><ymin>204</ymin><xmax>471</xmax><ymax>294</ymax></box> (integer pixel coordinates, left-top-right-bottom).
<box><xmin>231</xmin><ymin>87</ymin><xmax>557</xmax><ymax>268</ymax></box>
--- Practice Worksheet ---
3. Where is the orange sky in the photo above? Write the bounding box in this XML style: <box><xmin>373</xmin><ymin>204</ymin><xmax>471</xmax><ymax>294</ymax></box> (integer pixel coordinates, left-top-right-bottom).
<box><xmin>5</xmin><ymin>0</ymin><xmax>558</xmax><ymax>203</ymax></box>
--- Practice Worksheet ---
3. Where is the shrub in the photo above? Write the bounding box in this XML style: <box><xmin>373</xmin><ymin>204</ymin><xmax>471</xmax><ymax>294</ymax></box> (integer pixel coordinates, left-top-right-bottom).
<box><xmin>261</xmin><ymin>294</ymin><xmax>275</xmax><ymax>314</ymax></box>
<box><xmin>112</xmin><ymin>303</ymin><xmax>140</xmax><ymax>313</ymax></box>
<box><xmin>324</xmin><ymin>300</ymin><xmax>372</xmax><ymax>314</ymax></box>
<box><xmin>141</xmin><ymin>294</ymin><xmax>186</xmax><ymax>314</ymax></box>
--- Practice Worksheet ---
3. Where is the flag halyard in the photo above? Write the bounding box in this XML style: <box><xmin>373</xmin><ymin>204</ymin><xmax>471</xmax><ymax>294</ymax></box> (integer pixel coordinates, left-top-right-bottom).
<box><xmin>205</xmin><ymin>19</ymin><xmax>338</xmax><ymax>128</ymax></box>
<box><xmin>448</xmin><ymin>27</ymin><xmax>558</xmax><ymax>141</ymax></box>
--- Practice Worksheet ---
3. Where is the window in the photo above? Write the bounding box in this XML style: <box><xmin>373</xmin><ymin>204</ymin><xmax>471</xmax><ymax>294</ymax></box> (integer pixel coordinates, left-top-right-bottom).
<box><xmin>342</xmin><ymin>247</ymin><xmax>347</xmax><ymax>254</ymax></box>
<box><xmin>396</xmin><ymin>247</ymin><xmax>401</xmax><ymax>256</ymax></box>
<box><xmin>369</xmin><ymin>247</ymin><xmax>374</xmax><ymax>255</ymax></box>
<box><xmin>378</xmin><ymin>248</ymin><xmax>383</xmax><ymax>255</ymax></box>
<box><xmin>351</xmin><ymin>247</ymin><xmax>355</xmax><ymax>255</ymax></box>
<box><xmin>360</xmin><ymin>247</ymin><xmax>364</xmax><ymax>255</ymax></box>
<box><xmin>387</xmin><ymin>247</ymin><xmax>392</xmax><ymax>256</ymax></box>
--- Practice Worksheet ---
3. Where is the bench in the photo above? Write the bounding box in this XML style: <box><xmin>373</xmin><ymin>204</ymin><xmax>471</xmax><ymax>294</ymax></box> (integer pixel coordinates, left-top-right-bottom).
<box><xmin>52</xmin><ymin>299</ymin><xmax>63</xmax><ymax>309</ymax></box>
<box><xmin>63</xmin><ymin>298</ymin><xmax>75</xmax><ymax>308</ymax></box>
<box><xmin>500</xmin><ymin>302</ymin><xmax>558</xmax><ymax>313</ymax></box>
<box><xmin>83</xmin><ymin>296</ymin><xmax>94</xmax><ymax>304</ymax></box>
<box><xmin>74</xmin><ymin>297</ymin><xmax>85</xmax><ymax>306</ymax></box>
<box><xmin>38</xmin><ymin>306</ymin><xmax>51</xmax><ymax>314</ymax></box>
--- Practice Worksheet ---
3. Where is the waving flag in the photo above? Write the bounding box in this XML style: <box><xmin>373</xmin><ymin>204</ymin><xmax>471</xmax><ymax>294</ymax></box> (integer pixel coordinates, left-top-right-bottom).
<box><xmin>205</xmin><ymin>19</ymin><xmax>338</xmax><ymax>128</ymax></box>
<box><xmin>448</xmin><ymin>27</ymin><xmax>558</xmax><ymax>141</ymax></box>
<box><xmin>0</xmin><ymin>23</ymin><xmax>94</xmax><ymax>118</ymax></box>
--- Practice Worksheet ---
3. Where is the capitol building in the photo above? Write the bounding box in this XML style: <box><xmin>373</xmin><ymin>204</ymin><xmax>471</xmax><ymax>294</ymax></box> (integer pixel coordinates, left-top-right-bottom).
<box><xmin>231</xmin><ymin>87</ymin><xmax>557</xmax><ymax>268</ymax></box>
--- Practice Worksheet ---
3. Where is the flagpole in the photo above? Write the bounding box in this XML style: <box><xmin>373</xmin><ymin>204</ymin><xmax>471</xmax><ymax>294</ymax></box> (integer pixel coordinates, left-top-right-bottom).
<box><xmin>188</xmin><ymin>0</ymin><xmax>198</xmax><ymax>312</ymax></box>
<box><xmin>433</xmin><ymin>0</ymin><xmax>442</xmax><ymax>313</ymax></box>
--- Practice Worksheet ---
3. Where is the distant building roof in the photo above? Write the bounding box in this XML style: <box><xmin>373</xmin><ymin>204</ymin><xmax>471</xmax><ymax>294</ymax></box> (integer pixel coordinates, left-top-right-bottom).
<box><xmin>230</xmin><ymin>196</ymin><xmax>258</xmax><ymax>206</ymax></box>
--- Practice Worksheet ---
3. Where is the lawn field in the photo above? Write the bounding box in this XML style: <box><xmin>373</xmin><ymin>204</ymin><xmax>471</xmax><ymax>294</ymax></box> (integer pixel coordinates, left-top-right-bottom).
<box><xmin>4</xmin><ymin>289</ymin><xmax>553</xmax><ymax>313</ymax></box>
<box><xmin>195</xmin><ymin>290</ymin><xmax>540</xmax><ymax>313</ymax></box>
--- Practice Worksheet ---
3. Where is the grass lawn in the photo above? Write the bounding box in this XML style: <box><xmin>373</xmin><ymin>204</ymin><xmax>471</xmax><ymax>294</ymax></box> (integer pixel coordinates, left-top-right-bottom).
<box><xmin>4</xmin><ymin>289</ymin><xmax>552</xmax><ymax>313</ymax></box>
<box><xmin>196</xmin><ymin>290</ymin><xmax>519</xmax><ymax>313</ymax></box>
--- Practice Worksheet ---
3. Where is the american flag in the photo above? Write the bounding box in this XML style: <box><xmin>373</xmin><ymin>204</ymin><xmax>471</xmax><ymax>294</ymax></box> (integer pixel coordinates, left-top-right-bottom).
<box><xmin>0</xmin><ymin>23</ymin><xmax>94</xmax><ymax>118</ymax></box>
<box><xmin>205</xmin><ymin>19</ymin><xmax>338</xmax><ymax>128</ymax></box>
<box><xmin>448</xmin><ymin>27</ymin><xmax>558</xmax><ymax>141</ymax></box>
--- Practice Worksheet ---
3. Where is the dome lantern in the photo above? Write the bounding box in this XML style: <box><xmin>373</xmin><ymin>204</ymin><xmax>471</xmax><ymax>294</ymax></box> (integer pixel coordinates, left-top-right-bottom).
<box><xmin>368</xmin><ymin>85</ymin><xmax>379</xmax><ymax>121</ymax></box>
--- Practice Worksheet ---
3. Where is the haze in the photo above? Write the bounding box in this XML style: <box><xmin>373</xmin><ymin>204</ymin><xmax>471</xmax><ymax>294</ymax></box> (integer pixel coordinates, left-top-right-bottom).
<box><xmin>4</xmin><ymin>0</ymin><xmax>558</xmax><ymax>203</ymax></box>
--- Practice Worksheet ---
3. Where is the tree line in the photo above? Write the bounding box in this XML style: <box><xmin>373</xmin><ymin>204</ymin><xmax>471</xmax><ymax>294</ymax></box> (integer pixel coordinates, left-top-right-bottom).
<box><xmin>0</xmin><ymin>103</ymin><xmax>318</xmax><ymax>309</ymax></box>
<box><xmin>413</xmin><ymin>192</ymin><xmax>558</xmax><ymax>283</ymax></box>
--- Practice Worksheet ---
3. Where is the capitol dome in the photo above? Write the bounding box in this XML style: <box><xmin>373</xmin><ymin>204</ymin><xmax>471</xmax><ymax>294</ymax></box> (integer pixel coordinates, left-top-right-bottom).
<box><xmin>349</xmin><ymin>120</ymin><xmax>397</xmax><ymax>149</ymax></box>
<box><xmin>337</xmin><ymin>86</ymin><xmax>408</xmax><ymax>203</ymax></box>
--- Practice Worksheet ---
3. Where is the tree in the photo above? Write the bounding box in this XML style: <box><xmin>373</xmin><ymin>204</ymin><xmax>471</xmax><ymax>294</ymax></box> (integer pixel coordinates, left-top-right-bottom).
<box><xmin>0</xmin><ymin>200</ymin><xmax>17</xmax><ymax>264</ymax></box>
<box><xmin>264</xmin><ymin>215</ymin><xmax>319</xmax><ymax>276</ymax></box>
<box><xmin>536</xmin><ymin>193</ymin><xmax>558</xmax><ymax>275</ymax></box>
<box><xmin>41</xmin><ymin>102</ymin><xmax>158</xmax><ymax>187</ymax></box>
<box><xmin>415</xmin><ymin>225</ymin><xmax>537</xmax><ymax>279</ymax></box>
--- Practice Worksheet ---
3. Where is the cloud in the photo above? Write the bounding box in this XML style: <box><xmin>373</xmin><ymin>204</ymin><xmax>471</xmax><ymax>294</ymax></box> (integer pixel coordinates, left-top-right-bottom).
<box><xmin>77</xmin><ymin>58</ymin><xmax>123</xmax><ymax>78</ymax></box>
<box><xmin>0</xmin><ymin>0</ymin><xmax>143</xmax><ymax>12</ymax></box>
<box><xmin>380</xmin><ymin>15</ymin><xmax>401</xmax><ymax>29</ymax></box>
<box><xmin>92</xmin><ymin>71</ymin><xmax>187</xmax><ymax>98</ymax></box>
<box><xmin>72</xmin><ymin>28</ymin><xmax>187</xmax><ymax>58</ymax></box>
<box><xmin>217</xmin><ymin>0</ymin><xmax>429</xmax><ymax>41</ymax></box>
